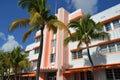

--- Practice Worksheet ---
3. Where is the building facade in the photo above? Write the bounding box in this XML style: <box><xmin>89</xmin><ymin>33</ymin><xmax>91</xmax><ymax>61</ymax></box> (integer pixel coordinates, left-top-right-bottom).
<box><xmin>25</xmin><ymin>4</ymin><xmax>120</xmax><ymax>80</ymax></box>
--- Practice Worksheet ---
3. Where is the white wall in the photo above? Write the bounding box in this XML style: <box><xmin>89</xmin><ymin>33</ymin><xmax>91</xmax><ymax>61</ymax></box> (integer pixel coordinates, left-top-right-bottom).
<box><xmin>91</xmin><ymin>4</ymin><xmax>120</xmax><ymax>23</ymax></box>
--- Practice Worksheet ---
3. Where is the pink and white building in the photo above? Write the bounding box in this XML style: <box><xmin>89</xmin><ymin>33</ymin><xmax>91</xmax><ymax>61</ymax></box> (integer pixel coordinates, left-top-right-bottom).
<box><xmin>25</xmin><ymin>4</ymin><xmax>120</xmax><ymax>80</ymax></box>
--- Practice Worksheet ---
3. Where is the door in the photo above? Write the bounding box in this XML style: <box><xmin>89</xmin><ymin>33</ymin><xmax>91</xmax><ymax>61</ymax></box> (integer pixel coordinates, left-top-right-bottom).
<box><xmin>47</xmin><ymin>72</ymin><xmax>56</xmax><ymax>80</ymax></box>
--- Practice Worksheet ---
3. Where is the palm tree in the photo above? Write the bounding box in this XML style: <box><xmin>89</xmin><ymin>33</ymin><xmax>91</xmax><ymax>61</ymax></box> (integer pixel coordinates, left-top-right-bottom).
<box><xmin>64</xmin><ymin>14</ymin><xmax>109</xmax><ymax>80</ymax></box>
<box><xmin>0</xmin><ymin>51</ymin><xmax>11</xmax><ymax>80</ymax></box>
<box><xmin>9</xmin><ymin>0</ymin><xmax>70</xmax><ymax>80</ymax></box>
<box><xmin>0</xmin><ymin>50</ymin><xmax>7</xmax><ymax>79</ymax></box>
<box><xmin>9</xmin><ymin>47</ymin><xmax>29</xmax><ymax>80</ymax></box>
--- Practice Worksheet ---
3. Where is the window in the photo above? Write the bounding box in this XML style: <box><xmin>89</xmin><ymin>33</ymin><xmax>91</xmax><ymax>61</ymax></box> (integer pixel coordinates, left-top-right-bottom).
<box><xmin>72</xmin><ymin>50</ymin><xmax>82</xmax><ymax>59</ymax></box>
<box><xmin>72</xmin><ymin>52</ymin><xmax>77</xmax><ymax>59</ymax></box>
<box><xmin>33</xmin><ymin>60</ymin><xmax>37</xmax><ymax>67</ymax></box>
<box><xmin>50</xmin><ymin>53</ymin><xmax>56</xmax><ymax>63</ymax></box>
<box><xmin>35</xmin><ymin>48</ymin><xmax>40</xmax><ymax>54</ymax></box>
<box><xmin>106</xmin><ymin>69</ymin><xmax>113</xmax><ymax>79</ymax></box>
<box><xmin>117</xmin><ymin>42</ymin><xmax>120</xmax><ymax>51</ymax></box>
<box><xmin>100</xmin><ymin>45</ymin><xmax>108</xmax><ymax>54</ymax></box>
<box><xmin>108</xmin><ymin>43</ymin><xmax>116</xmax><ymax>52</ymax></box>
<box><xmin>105</xmin><ymin>23</ymin><xmax>111</xmax><ymax>31</ymax></box>
<box><xmin>80</xmin><ymin>72</ymin><xmax>85</xmax><ymax>80</ymax></box>
<box><xmin>35</xmin><ymin>37</ymin><xmax>41</xmax><ymax>42</ymax></box>
<box><xmin>51</xmin><ymin>39</ymin><xmax>56</xmax><ymax>47</ymax></box>
<box><xmin>78</xmin><ymin>51</ymin><xmax>83</xmax><ymax>58</ymax></box>
<box><xmin>76</xmin><ymin>71</ymin><xmax>93</xmax><ymax>80</ymax></box>
<box><xmin>105</xmin><ymin>68</ymin><xmax>120</xmax><ymax>80</ymax></box>
<box><xmin>100</xmin><ymin>41</ymin><xmax>120</xmax><ymax>54</ymax></box>
<box><xmin>86</xmin><ymin>71</ymin><xmax>93</xmax><ymax>80</ymax></box>
<box><xmin>113</xmin><ymin>19</ymin><xmax>120</xmax><ymax>29</ymax></box>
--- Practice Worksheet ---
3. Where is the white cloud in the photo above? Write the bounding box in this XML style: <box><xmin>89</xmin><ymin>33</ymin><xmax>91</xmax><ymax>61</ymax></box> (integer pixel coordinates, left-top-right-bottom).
<box><xmin>0</xmin><ymin>32</ymin><xmax>6</xmax><ymax>40</ymax></box>
<box><xmin>1</xmin><ymin>35</ymin><xmax>22</xmax><ymax>52</ymax></box>
<box><xmin>66</xmin><ymin>0</ymin><xmax>98</xmax><ymax>14</ymax></box>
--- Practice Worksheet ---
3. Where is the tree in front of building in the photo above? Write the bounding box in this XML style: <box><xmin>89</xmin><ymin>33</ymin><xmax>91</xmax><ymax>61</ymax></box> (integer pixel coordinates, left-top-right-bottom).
<box><xmin>0</xmin><ymin>50</ymin><xmax>10</xmax><ymax>80</ymax></box>
<box><xmin>64</xmin><ymin>14</ymin><xmax>109</xmax><ymax>80</ymax></box>
<box><xmin>9</xmin><ymin>47</ymin><xmax>29</xmax><ymax>80</ymax></box>
<box><xmin>9</xmin><ymin>0</ymin><xmax>70</xmax><ymax>80</ymax></box>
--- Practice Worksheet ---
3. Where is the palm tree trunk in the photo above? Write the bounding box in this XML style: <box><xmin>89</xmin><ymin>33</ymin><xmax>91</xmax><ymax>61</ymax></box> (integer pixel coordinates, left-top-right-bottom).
<box><xmin>14</xmin><ymin>67</ymin><xmax>17</xmax><ymax>80</ymax></box>
<box><xmin>36</xmin><ymin>28</ymin><xmax>44</xmax><ymax>80</ymax></box>
<box><xmin>7</xmin><ymin>67</ymin><xmax>10</xmax><ymax>80</ymax></box>
<box><xmin>86</xmin><ymin>43</ymin><xmax>94</xmax><ymax>80</ymax></box>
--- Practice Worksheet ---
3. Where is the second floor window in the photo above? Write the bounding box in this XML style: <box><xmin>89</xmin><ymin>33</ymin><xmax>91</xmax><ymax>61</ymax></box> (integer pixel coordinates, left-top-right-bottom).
<box><xmin>100</xmin><ymin>41</ymin><xmax>120</xmax><ymax>54</ymax></box>
<box><xmin>72</xmin><ymin>50</ymin><xmax>82</xmax><ymax>59</ymax></box>
<box><xmin>35</xmin><ymin>48</ymin><xmax>40</xmax><ymax>54</ymax></box>
<box><xmin>100</xmin><ymin>45</ymin><xmax>108</xmax><ymax>54</ymax></box>
<box><xmin>117</xmin><ymin>42</ymin><xmax>120</xmax><ymax>51</ymax></box>
<box><xmin>105</xmin><ymin>23</ymin><xmax>112</xmax><ymax>31</ymax></box>
<box><xmin>51</xmin><ymin>39</ymin><xmax>56</xmax><ymax>47</ymax></box>
<box><xmin>35</xmin><ymin>37</ymin><xmax>41</xmax><ymax>42</ymax></box>
<box><xmin>50</xmin><ymin>53</ymin><xmax>56</xmax><ymax>63</ymax></box>
<box><xmin>32</xmin><ymin>60</ymin><xmax>37</xmax><ymax>67</ymax></box>
<box><xmin>113</xmin><ymin>19</ymin><xmax>120</xmax><ymax>29</ymax></box>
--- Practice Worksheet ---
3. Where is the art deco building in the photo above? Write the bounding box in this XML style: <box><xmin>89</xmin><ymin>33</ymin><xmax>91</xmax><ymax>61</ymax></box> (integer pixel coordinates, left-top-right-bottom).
<box><xmin>24</xmin><ymin>4</ymin><xmax>120</xmax><ymax>80</ymax></box>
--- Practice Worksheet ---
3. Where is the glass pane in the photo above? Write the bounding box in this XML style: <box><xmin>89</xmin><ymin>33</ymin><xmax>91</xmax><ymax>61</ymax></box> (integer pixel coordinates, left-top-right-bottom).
<box><xmin>80</xmin><ymin>72</ymin><xmax>84</xmax><ymax>80</ymax></box>
<box><xmin>51</xmin><ymin>39</ymin><xmax>56</xmax><ymax>47</ymax></box>
<box><xmin>72</xmin><ymin>52</ymin><xmax>77</xmax><ymax>59</ymax></box>
<box><xmin>108</xmin><ymin>43</ymin><xmax>116</xmax><ymax>52</ymax></box>
<box><xmin>105</xmin><ymin>23</ymin><xmax>112</xmax><ymax>31</ymax></box>
<box><xmin>117</xmin><ymin>42</ymin><xmax>120</xmax><ymax>51</ymax></box>
<box><xmin>105</xmin><ymin>69</ymin><xmax>113</xmax><ymax>80</ymax></box>
<box><xmin>33</xmin><ymin>60</ymin><xmax>37</xmax><ymax>67</ymax></box>
<box><xmin>35</xmin><ymin>37</ymin><xmax>41</xmax><ymax>42</ymax></box>
<box><xmin>35</xmin><ymin>48</ymin><xmax>40</xmax><ymax>54</ymax></box>
<box><xmin>50</xmin><ymin>54</ymin><xmax>56</xmax><ymax>62</ymax></box>
<box><xmin>114</xmin><ymin>68</ymin><xmax>120</xmax><ymax>79</ymax></box>
<box><xmin>78</xmin><ymin>51</ymin><xmax>82</xmax><ymax>58</ymax></box>
<box><xmin>100</xmin><ymin>45</ymin><xmax>108</xmax><ymax>54</ymax></box>
<box><xmin>113</xmin><ymin>19</ymin><xmax>120</xmax><ymax>29</ymax></box>
<box><xmin>86</xmin><ymin>71</ymin><xmax>93</xmax><ymax>80</ymax></box>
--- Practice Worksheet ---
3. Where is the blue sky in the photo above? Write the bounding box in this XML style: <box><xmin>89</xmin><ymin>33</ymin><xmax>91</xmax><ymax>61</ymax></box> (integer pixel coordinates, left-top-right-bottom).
<box><xmin>0</xmin><ymin>0</ymin><xmax>120</xmax><ymax>51</ymax></box>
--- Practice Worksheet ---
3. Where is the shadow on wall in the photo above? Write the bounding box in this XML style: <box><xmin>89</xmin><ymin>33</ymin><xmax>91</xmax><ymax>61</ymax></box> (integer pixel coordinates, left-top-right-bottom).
<box><xmin>84</xmin><ymin>47</ymin><xmax>107</xmax><ymax>66</ymax></box>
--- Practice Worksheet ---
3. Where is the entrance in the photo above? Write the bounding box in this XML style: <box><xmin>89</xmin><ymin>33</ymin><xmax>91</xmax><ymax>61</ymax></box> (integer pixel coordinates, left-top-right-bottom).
<box><xmin>47</xmin><ymin>72</ymin><xmax>56</xmax><ymax>80</ymax></box>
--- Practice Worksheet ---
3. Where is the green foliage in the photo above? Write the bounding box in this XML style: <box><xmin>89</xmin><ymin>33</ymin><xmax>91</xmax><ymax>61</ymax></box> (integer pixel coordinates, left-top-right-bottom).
<box><xmin>9</xmin><ymin>0</ymin><xmax>70</xmax><ymax>80</ymax></box>
<box><xmin>9</xmin><ymin>47</ymin><xmax>29</xmax><ymax>73</ymax></box>
<box><xmin>64</xmin><ymin>14</ymin><xmax>109</xmax><ymax>48</ymax></box>
<box><xmin>0</xmin><ymin>47</ymin><xmax>29</xmax><ymax>76</ymax></box>
<box><xmin>0</xmin><ymin>50</ymin><xmax>9</xmax><ymax>75</ymax></box>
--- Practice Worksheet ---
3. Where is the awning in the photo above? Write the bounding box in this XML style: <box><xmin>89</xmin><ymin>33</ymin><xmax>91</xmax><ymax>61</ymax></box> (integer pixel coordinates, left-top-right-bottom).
<box><xmin>16</xmin><ymin>72</ymin><xmax>36</xmax><ymax>77</ymax></box>
<box><xmin>34</xmin><ymin>67</ymin><xmax>57</xmax><ymax>72</ymax></box>
<box><xmin>40</xmin><ymin>68</ymin><xmax>57</xmax><ymax>72</ymax></box>
<box><xmin>63</xmin><ymin>63</ymin><xmax>120</xmax><ymax>74</ymax></box>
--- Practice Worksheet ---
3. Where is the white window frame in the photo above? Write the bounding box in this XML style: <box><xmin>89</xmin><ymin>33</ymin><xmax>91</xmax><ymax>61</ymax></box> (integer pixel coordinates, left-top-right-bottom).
<box><xmin>51</xmin><ymin>39</ymin><xmax>56</xmax><ymax>47</ymax></box>
<box><xmin>104</xmin><ymin>23</ymin><xmax>112</xmax><ymax>31</ymax></box>
<box><xmin>34</xmin><ymin>48</ymin><xmax>40</xmax><ymax>54</ymax></box>
<box><xmin>108</xmin><ymin>43</ymin><xmax>116</xmax><ymax>53</ymax></box>
<box><xmin>105</xmin><ymin>68</ymin><xmax>120</xmax><ymax>80</ymax></box>
<box><xmin>50</xmin><ymin>53</ymin><xmax>56</xmax><ymax>63</ymax></box>
<box><xmin>112</xmin><ymin>19</ymin><xmax>120</xmax><ymax>29</ymax></box>
<box><xmin>72</xmin><ymin>50</ymin><xmax>82</xmax><ymax>60</ymax></box>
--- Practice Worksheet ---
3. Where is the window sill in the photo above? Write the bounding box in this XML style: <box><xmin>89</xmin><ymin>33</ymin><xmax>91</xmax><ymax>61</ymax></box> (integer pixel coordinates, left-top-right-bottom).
<box><xmin>72</xmin><ymin>58</ymin><xmax>84</xmax><ymax>61</ymax></box>
<box><xmin>101</xmin><ymin>52</ymin><xmax>120</xmax><ymax>56</ymax></box>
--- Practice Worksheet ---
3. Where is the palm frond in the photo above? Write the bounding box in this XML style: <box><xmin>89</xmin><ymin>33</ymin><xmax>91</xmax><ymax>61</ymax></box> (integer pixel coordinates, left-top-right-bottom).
<box><xmin>18</xmin><ymin>0</ymin><xmax>39</xmax><ymax>12</ymax></box>
<box><xmin>22</xmin><ymin>25</ymin><xmax>37</xmax><ymax>42</ymax></box>
<box><xmin>9</xmin><ymin>18</ymin><xmax>30</xmax><ymax>31</ymax></box>
<box><xmin>77</xmin><ymin>40</ymin><xmax>82</xmax><ymax>48</ymax></box>
<box><xmin>47</xmin><ymin>20</ymin><xmax>71</xmax><ymax>35</ymax></box>
<box><xmin>29</xmin><ymin>10</ymin><xmax>43</xmax><ymax>26</ymax></box>
<box><xmin>64</xmin><ymin>34</ymin><xmax>78</xmax><ymax>46</ymax></box>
